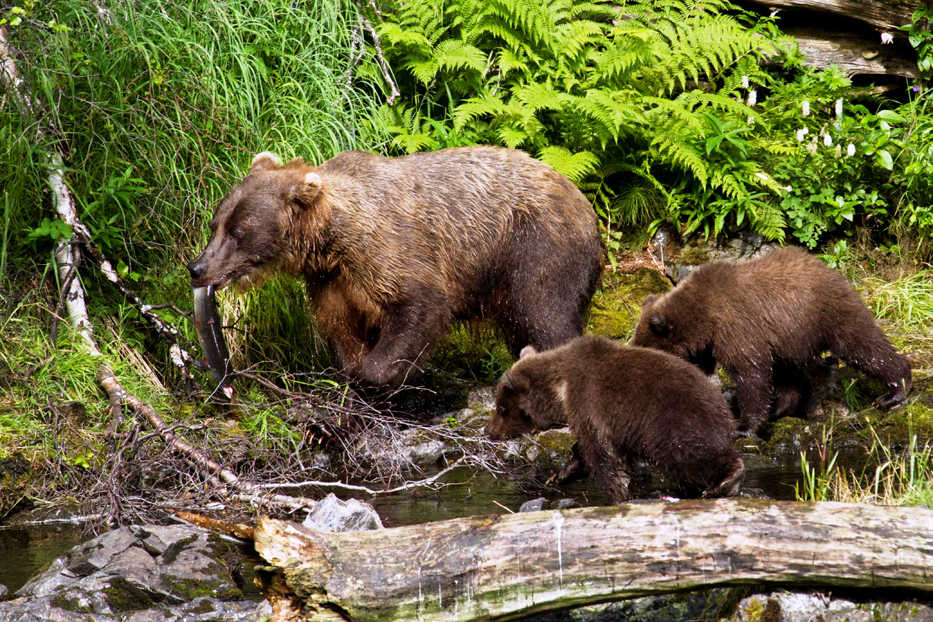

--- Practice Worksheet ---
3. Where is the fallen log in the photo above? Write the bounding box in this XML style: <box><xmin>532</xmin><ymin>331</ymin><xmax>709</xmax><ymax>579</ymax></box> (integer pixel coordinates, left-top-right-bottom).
<box><xmin>254</xmin><ymin>498</ymin><xmax>933</xmax><ymax>622</ymax></box>
<box><xmin>739</xmin><ymin>0</ymin><xmax>918</xmax><ymax>33</ymax></box>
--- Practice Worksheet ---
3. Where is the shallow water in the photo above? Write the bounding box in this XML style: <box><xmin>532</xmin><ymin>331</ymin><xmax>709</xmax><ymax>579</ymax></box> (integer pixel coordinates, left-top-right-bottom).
<box><xmin>0</xmin><ymin>451</ymin><xmax>805</xmax><ymax>596</ymax></box>
<box><xmin>0</xmin><ymin>524</ymin><xmax>85</xmax><ymax>595</ymax></box>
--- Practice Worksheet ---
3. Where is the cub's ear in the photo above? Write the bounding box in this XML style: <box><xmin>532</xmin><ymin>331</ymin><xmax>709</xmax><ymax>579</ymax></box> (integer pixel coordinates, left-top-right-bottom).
<box><xmin>499</xmin><ymin>369</ymin><xmax>530</xmax><ymax>393</ymax></box>
<box><xmin>641</xmin><ymin>293</ymin><xmax>659</xmax><ymax>309</ymax></box>
<box><xmin>648</xmin><ymin>313</ymin><xmax>670</xmax><ymax>337</ymax></box>
<box><xmin>519</xmin><ymin>345</ymin><xmax>538</xmax><ymax>359</ymax></box>
<box><xmin>249</xmin><ymin>151</ymin><xmax>283</xmax><ymax>173</ymax></box>
<box><xmin>292</xmin><ymin>171</ymin><xmax>323</xmax><ymax>209</ymax></box>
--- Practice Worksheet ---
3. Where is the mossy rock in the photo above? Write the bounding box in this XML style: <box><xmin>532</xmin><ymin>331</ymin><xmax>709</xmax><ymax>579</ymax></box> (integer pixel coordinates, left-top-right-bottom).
<box><xmin>589</xmin><ymin>267</ymin><xmax>671</xmax><ymax>340</ymax></box>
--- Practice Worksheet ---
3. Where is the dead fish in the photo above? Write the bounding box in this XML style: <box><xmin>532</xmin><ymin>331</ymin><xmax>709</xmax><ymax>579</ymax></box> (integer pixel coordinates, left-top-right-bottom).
<box><xmin>193</xmin><ymin>285</ymin><xmax>234</xmax><ymax>399</ymax></box>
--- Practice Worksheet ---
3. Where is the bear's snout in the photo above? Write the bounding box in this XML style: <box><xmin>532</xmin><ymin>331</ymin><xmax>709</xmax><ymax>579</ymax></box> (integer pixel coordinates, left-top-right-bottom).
<box><xmin>187</xmin><ymin>257</ymin><xmax>207</xmax><ymax>280</ymax></box>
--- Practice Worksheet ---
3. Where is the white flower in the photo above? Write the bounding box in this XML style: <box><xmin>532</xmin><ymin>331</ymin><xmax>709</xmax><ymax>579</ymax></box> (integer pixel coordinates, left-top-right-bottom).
<box><xmin>846</xmin><ymin>143</ymin><xmax>856</xmax><ymax>156</ymax></box>
<box><xmin>755</xmin><ymin>172</ymin><xmax>770</xmax><ymax>181</ymax></box>
<box><xmin>741</xmin><ymin>75</ymin><xmax>749</xmax><ymax>89</ymax></box>
<box><xmin>796</xmin><ymin>127</ymin><xmax>809</xmax><ymax>141</ymax></box>
<box><xmin>746</xmin><ymin>88</ymin><xmax>757</xmax><ymax>106</ymax></box>
<box><xmin>835</xmin><ymin>98</ymin><xmax>843</xmax><ymax>119</ymax></box>
<box><xmin>801</xmin><ymin>100</ymin><xmax>810</xmax><ymax>116</ymax></box>
<box><xmin>823</xmin><ymin>133</ymin><xmax>832</xmax><ymax>147</ymax></box>
<box><xmin>881</xmin><ymin>32</ymin><xmax>894</xmax><ymax>45</ymax></box>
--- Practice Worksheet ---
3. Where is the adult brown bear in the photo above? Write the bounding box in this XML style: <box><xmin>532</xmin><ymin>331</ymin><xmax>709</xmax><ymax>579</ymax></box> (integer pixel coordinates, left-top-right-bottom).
<box><xmin>631</xmin><ymin>247</ymin><xmax>912</xmax><ymax>436</ymax></box>
<box><xmin>188</xmin><ymin>146</ymin><xmax>604</xmax><ymax>385</ymax></box>
<box><xmin>485</xmin><ymin>336</ymin><xmax>745</xmax><ymax>502</ymax></box>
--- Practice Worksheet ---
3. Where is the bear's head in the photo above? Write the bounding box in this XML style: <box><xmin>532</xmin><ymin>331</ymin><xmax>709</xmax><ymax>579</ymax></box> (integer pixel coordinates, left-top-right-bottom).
<box><xmin>485</xmin><ymin>346</ymin><xmax>567</xmax><ymax>441</ymax></box>
<box><xmin>630</xmin><ymin>293</ymin><xmax>679</xmax><ymax>354</ymax></box>
<box><xmin>187</xmin><ymin>152</ymin><xmax>329</xmax><ymax>291</ymax></box>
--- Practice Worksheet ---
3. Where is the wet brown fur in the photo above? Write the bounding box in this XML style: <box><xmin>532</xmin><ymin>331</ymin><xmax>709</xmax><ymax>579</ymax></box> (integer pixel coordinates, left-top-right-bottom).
<box><xmin>631</xmin><ymin>247</ymin><xmax>912</xmax><ymax>435</ymax></box>
<box><xmin>189</xmin><ymin>146</ymin><xmax>604</xmax><ymax>385</ymax></box>
<box><xmin>485</xmin><ymin>336</ymin><xmax>745</xmax><ymax>502</ymax></box>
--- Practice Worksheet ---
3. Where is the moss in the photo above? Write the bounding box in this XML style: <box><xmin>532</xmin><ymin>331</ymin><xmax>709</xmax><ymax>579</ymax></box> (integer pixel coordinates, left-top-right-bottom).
<box><xmin>160</xmin><ymin>573</ymin><xmax>242</xmax><ymax>601</ymax></box>
<box><xmin>535</xmin><ymin>429</ymin><xmax>576</xmax><ymax>455</ymax></box>
<box><xmin>101</xmin><ymin>577</ymin><xmax>158</xmax><ymax>612</ymax></box>
<box><xmin>50</xmin><ymin>593</ymin><xmax>94</xmax><ymax>614</ymax></box>
<box><xmin>589</xmin><ymin>267</ymin><xmax>671</xmax><ymax>340</ymax></box>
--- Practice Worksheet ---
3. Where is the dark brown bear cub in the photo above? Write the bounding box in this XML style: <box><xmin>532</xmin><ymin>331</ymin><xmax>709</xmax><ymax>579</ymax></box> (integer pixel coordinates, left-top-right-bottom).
<box><xmin>631</xmin><ymin>247</ymin><xmax>912</xmax><ymax>436</ymax></box>
<box><xmin>485</xmin><ymin>336</ymin><xmax>744</xmax><ymax>502</ymax></box>
<box><xmin>188</xmin><ymin>146</ymin><xmax>603</xmax><ymax>385</ymax></box>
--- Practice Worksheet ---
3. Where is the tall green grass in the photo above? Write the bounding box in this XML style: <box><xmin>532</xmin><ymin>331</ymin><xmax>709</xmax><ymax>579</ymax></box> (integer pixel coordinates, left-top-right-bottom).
<box><xmin>2</xmin><ymin>0</ymin><xmax>387</xmax><ymax>373</ymax></box>
<box><xmin>796</xmin><ymin>423</ymin><xmax>933</xmax><ymax>508</ymax></box>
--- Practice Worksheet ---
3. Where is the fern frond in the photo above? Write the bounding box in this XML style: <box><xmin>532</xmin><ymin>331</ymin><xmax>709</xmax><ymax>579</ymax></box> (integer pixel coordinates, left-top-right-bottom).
<box><xmin>433</xmin><ymin>39</ymin><xmax>488</xmax><ymax>75</ymax></box>
<box><xmin>650</xmin><ymin>134</ymin><xmax>709</xmax><ymax>187</ymax></box>
<box><xmin>485</xmin><ymin>0</ymin><xmax>555</xmax><ymax>48</ymax></box>
<box><xmin>538</xmin><ymin>146</ymin><xmax>600</xmax><ymax>183</ymax></box>
<box><xmin>497</xmin><ymin>125</ymin><xmax>529</xmax><ymax>148</ymax></box>
<box><xmin>497</xmin><ymin>48</ymin><xmax>527</xmax><ymax>78</ymax></box>
<box><xmin>554</xmin><ymin>19</ymin><xmax>604</xmax><ymax>65</ymax></box>
<box><xmin>514</xmin><ymin>81</ymin><xmax>563</xmax><ymax>113</ymax></box>
<box><xmin>377</xmin><ymin>22</ymin><xmax>433</xmax><ymax>52</ymax></box>
<box><xmin>391</xmin><ymin>132</ymin><xmax>439</xmax><ymax>154</ymax></box>
<box><xmin>453</xmin><ymin>91</ymin><xmax>512</xmax><ymax>130</ymax></box>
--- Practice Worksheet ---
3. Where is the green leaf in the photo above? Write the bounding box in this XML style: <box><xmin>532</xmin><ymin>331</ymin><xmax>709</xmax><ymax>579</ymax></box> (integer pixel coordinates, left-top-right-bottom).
<box><xmin>877</xmin><ymin>149</ymin><xmax>894</xmax><ymax>170</ymax></box>
<box><xmin>876</xmin><ymin>109</ymin><xmax>904</xmax><ymax>123</ymax></box>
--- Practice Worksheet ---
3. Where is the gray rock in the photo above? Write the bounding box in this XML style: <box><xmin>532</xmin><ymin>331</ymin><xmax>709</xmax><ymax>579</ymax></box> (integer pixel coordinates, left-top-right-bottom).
<box><xmin>0</xmin><ymin>524</ymin><xmax>270</xmax><ymax>622</ymax></box>
<box><xmin>303</xmin><ymin>493</ymin><xmax>383</xmax><ymax>532</ymax></box>
<box><xmin>0</xmin><ymin>584</ymin><xmax>6</xmax><ymax>600</ymax></box>
<box><xmin>555</xmin><ymin>498</ymin><xmax>578</xmax><ymax>510</ymax></box>
<box><xmin>518</xmin><ymin>497</ymin><xmax>546</xmax><ymax>512</ymax></box>
<box><xmin>466</xmin><ymin>385</ymin><xmax>496</xmax><ymax>412</ymax></box>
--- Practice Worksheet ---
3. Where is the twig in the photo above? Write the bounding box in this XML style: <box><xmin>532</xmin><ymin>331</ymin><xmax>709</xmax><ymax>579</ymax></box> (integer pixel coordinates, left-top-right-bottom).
<box><xmin>257</xmin><ymin>456</ymin><xmax>467</xmax><ymax>495</ymax></box>
<box><xmin>352</xmin><ymin>0</ymin><xmax>399</xmax><ymax>105</ymax></box>
<box><xmin>77</xmin><ymin>235</ymin><xmax>199</xmax><ymax>380</ymax></box>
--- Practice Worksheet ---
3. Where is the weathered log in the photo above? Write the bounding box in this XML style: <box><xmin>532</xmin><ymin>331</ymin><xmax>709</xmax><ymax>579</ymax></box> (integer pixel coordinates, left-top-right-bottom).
<box><xmin>254</xmin><ymin>498</ymin><xmax>933</xmax><ymax>622</ymax></box>
<box><xmin>792</xmin><ymin>28</ymin><xmax>918</xmax><ymax>77</ymax></box>
<box><xmin>740</xmin><ymin>0</ymin><xmax>919</xmax><ymax>32</ymax></box>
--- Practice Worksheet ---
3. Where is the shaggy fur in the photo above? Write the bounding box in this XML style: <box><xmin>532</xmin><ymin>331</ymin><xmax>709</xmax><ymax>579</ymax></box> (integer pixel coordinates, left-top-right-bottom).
<box><xmin>631</xmin><ymin>247</ymin><xmax>912</xmax><ymax>435</ymax></box>
<box><xmin>188</xmin><ymin>146</ymin><xmax>604</xmax><ymax>385</ymax></box>
<box><xmin>485</xmin><ymin>336</ymin><xmax>745</xmax><ymax>502</ymax></box>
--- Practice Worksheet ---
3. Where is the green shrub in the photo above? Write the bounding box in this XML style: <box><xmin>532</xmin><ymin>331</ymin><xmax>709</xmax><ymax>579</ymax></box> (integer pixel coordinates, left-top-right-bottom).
<box><xmin>373</xmin><ymin>0</ymin><xmax>786</xmax><ymax>243</ymax></box>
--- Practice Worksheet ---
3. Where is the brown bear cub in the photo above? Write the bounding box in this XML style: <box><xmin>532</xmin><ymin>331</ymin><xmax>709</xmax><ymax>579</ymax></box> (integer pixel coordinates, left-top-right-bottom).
<box><xmin>188</xmin><ymin>146</ymin><xmax>603</xmax><ymax>385</ymax></box>
<box><xmin>485</xmin><ymin>336</ymin><xmax>745</xmax><ymax>502</ymax></box>
<box><xmin>631</xmin><ymin>247</ymin><xmax>912</xmax><ymax>436</ymax></box>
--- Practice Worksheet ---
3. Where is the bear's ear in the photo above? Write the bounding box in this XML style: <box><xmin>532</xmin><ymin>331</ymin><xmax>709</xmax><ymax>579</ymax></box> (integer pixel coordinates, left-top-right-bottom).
<box><xmin>641</xmin><ymin>293</ymin><xmax>659</xmax><ymax>309</ymax></box>
<box><xmin>292</xmin><ymin>171</ymin><xmax>323</xmax><ymax>209</ymax></box>
<box><xmin>648</xmin><ymin>313</ymin><xmax>670</xmax><ymax>337</ymax></box>
<box><xmin>519</xmin><ymin>345</ymin><xmax>538</xmax><ymax>359</ymax></box>
<box><xmin>249</xmin><ymin>151</ymin><xmax>283</xmax><ymax>173</ymax></box>
<box><xmin>499</xmin><ymin>369</ymin><xmax>530</xmax><ymax>393</ymax></box>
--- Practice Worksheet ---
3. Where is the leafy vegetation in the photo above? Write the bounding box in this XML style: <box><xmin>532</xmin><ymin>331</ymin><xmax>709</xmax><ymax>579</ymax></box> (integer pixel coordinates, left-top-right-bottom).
<box><xmin>367</xmin><ymin>0</ymin><xmax>933</xmax><ymax>254</ymax></box>
<box><xmin>374</xmin><ymin>0</ymin><xmax>788</xmax><ymax>245</ymax></box>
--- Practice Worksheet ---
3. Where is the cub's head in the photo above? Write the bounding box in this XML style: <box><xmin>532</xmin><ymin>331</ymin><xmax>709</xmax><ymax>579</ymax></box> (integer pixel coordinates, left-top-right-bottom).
<box><xmin>485</xmin><ymin>346</ymin><xmax>566</xmax><ymax>441</ymax></box>
<box><xmin>187</xmin><ymin>152</ymin><xmax>328</xmax><ymax>291</ymax></box>
<box><xmin>631</xmin><ymin>293</ymin><xmax>678</xmax><ymax>353</ymax></box>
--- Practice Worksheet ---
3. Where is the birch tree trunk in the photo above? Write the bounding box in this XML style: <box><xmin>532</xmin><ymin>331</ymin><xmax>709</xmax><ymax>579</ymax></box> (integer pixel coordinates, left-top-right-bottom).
<box><xmin>254</xmin><ymin>498</ymin><xmax>933</xmax><ymax>622</ymax></box>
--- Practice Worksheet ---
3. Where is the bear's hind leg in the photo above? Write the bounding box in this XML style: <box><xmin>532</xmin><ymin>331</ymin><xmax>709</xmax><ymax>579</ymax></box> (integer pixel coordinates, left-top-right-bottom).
<box><xmin>732</xmin><ymin>366</ymin><xmax>775</xmax><ymax>437</ymax></box>
<box><xmin>827</xmin><ymin>325</ymin><xmax>911</xmax><ymax>409</ymax></box>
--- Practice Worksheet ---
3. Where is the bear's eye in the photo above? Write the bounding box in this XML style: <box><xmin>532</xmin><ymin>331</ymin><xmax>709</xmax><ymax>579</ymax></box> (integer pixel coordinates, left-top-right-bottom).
<box><xmin>228</xmin><ymin>226</ymin><xmax>244</xmax><ymax>241</ymax></box>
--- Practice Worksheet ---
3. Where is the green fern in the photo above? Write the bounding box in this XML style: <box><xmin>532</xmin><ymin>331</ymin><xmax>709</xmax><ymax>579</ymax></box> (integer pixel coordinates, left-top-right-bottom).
<box><xmin>538</xmin><ymin>146</ymin><xmax>599</xmax><ymax>183</ymax></box>
<box><xmin>374</xmin><ymin>0</ymin><xmax>792</xmax><ymax>242</ymax></box>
